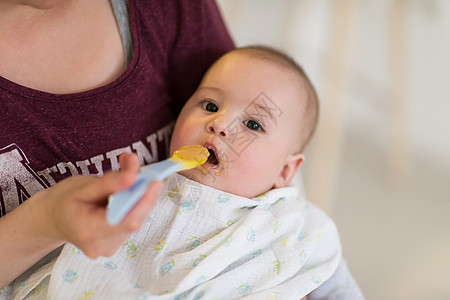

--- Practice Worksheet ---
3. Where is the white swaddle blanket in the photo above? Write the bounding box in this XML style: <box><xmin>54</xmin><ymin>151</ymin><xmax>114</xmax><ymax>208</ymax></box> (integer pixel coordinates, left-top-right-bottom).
<box><xmin>11</xmin><ymin>173</ymin><xmax>341</xmax><ymax>299</ymax></box>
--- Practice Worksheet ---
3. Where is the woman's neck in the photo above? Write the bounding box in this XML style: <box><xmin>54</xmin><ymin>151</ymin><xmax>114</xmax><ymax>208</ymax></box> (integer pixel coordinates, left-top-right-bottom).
<box><xmin>0</xmin><ymin>1</ymin><xmax>72</xmax><ymax>32</ymax></box>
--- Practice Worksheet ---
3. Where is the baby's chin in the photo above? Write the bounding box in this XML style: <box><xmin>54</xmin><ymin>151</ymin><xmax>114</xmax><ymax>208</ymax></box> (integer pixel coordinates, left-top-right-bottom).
<box><xmin>176</xmin><ymin>167</ymin><xmax>238</xmax><ymax>196</ymax></box>
<box><xmin>176</xmin><ymin>168</ymin><xmax>268</xmax><ymax>199</ymax></box>
<box><xmin>177</xmin><ymin>168</ymin><xmax>218</xmax><ymax>188</ymax></box>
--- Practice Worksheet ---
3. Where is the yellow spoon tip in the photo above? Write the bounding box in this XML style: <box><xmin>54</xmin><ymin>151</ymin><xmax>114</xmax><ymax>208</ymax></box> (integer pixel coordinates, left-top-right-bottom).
<box><xmin>170</xmin><ymin>145</ymin><xmax>210</xmax><ymax>170</ymax></box>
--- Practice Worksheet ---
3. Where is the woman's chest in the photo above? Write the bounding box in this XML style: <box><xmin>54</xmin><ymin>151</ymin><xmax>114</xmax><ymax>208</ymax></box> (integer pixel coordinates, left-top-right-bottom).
<box><xmin>0</xmin><ymin>0</ymin><xmax>124</xmax><ymax>94</ymax></box>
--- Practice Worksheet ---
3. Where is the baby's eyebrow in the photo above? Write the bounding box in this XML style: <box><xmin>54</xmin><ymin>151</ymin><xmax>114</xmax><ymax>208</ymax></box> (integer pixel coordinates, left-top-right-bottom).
<box><xmin>246</xmin><ymin>103</ymin><xmax>277</xmax><ymax>126</ymax></box>
<box><xmin>257</xmin><ymin>104</ymin><xmax>274</xmax><ymax>119</ymax></box>
<box><xmin>197</xmin><ymin>86</ymin><xmax>224</xmax><ymax>96</ymax></box>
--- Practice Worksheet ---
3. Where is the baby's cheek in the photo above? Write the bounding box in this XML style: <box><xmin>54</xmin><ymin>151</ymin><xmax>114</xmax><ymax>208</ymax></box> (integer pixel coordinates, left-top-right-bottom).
<box><xmin>171</xmin><ymin>127</ymin><xmax>196</xmax><ymax>150</ymax></box>
<box><xmin>236</xmin><ymin>159</ymin><xmax>266</xmax><ymax>183</ymax></box>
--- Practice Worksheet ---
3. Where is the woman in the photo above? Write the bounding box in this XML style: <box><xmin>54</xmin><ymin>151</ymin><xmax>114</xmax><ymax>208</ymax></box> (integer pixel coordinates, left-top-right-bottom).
<box><xmin>0</xmin><ymin>0</ymin><xmax>233</xmax><ymax>287</ymax></box>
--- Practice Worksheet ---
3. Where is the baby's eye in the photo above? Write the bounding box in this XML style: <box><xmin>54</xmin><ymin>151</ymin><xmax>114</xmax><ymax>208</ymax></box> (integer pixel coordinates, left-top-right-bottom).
<box><xmin>243</xmin><ymin>120</ymin><xmax>263</xmax><ymax>131</ymax></box>
<box><xmin>201</xmin><ymin>101</ymin><xmax>219</xmax><ymax>112</ymax></box>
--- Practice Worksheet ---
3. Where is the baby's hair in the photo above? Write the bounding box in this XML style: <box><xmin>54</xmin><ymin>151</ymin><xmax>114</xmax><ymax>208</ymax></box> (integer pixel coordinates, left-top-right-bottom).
<box><xmin>231</xmin><ymin>45</ymin><xmax>319</xmax><ymax>152</ymax></box>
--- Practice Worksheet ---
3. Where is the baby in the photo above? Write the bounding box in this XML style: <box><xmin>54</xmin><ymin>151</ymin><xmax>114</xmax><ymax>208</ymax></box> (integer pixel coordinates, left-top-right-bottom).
<box><xmin>11</xmin><ymin>46</ymin><xmax>341</xmax><ymax>300</ymax></box>
<box><xmin>170</xmin><ymin>45</ymin><xmax>317</xmax><ymax>198</ymax></box>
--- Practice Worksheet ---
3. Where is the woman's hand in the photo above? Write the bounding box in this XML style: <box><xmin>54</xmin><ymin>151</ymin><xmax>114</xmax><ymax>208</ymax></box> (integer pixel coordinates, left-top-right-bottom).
<box><xmin>43</xmin><ymin>153</ymin><xmax>163</xmax><ymax>257</ymax></box>
<box><xmin>0</xmin><ymin>153</ymin><xmax>162</xmax><ymax>287</ymax></box>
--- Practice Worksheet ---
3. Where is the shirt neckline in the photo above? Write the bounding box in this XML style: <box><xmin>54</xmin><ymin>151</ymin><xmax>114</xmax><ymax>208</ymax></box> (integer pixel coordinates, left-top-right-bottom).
<box><xmin>0</xmin><ymin>0</ymin><xmax>139</xmax><ymax>102</ymax></box>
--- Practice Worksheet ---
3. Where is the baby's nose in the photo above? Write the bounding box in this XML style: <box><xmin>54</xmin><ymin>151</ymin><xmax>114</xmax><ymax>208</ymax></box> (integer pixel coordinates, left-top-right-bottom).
<box><xmin>207</xmin><ymin>123</ymin><xmax>227</xmax><ymax>137</ymax></box>
<box><xmin>207</xmin><ymin>116</ymin><xmax>230</xmax><ymax>137</ymax></box>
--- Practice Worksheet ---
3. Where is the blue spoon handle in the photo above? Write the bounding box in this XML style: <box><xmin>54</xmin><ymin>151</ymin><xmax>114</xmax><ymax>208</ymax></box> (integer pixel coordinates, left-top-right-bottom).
<box><xmin>106</xmin><ymin>160</ymin><xmax>180</xmax><ymax>225</ymax></box>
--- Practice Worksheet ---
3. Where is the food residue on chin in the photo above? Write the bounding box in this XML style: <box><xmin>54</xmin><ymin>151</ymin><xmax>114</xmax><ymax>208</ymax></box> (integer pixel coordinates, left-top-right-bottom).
<box><xmin>214</xmin><ymin>167</ymin><xmax>225</xmax><ymax>176</ymax></box>
<box><xmin>197</xmin><ymin>164</ymin><xmax>209</xmax><ymax>175</ymax></box>
<box><xmin>197</xmin><ymin>163</ymin><xmax>226</xmax><ymax>176</ymax></box>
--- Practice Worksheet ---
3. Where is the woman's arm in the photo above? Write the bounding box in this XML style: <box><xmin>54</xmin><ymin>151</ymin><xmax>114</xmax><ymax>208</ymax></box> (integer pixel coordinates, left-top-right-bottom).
<box><xmin>0</xmin><ymin>194</ymin><xmax>63</xmax><ymax>287</ymax></box>
<box><xmin>0</xmin><ymin>153</ymin><xmax>162</xmax><ymax>288</ymax></box>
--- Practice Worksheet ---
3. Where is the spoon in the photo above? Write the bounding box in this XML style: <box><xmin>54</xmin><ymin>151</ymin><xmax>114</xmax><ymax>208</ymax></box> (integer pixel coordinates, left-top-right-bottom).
<box><xmin>107</xmin><ymin>145</ymin><xmax>209</xmax><ymax>225</ymax></box>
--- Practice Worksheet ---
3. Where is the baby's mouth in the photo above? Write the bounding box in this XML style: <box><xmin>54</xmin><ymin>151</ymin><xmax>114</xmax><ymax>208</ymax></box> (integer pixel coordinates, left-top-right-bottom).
<box><xmin>206</xmin><ymin>148</ymin><xmax>219</xmax><ymax>165</ymax></box>
<box><xmin>197</xmin><ymin>143</ymin><xmax>226</xmax><ymax>176</ymax></box>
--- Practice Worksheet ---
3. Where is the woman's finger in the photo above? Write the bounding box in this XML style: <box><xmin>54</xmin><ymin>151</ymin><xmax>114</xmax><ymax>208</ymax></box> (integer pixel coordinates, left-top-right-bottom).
<box><xmin>77</xmin><ymin>171</ymin><xmax>136</xmax><ymax>202</ymax></box>
<box><xmin>119</xmin><ymin>153</ymin><xmax>140</xmax><ymax>173</ymax></box>
<box><xmin>119</xmin><ymin>180</ymin><xmax>163</xmax><ymax>231</ymax></box>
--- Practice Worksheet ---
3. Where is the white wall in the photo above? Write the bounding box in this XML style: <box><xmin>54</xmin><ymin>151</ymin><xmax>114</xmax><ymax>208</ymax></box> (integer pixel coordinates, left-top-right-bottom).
<box><xmin>217</xmin><ymin>1</ymin><xmax>450</xmax><ymax>299</ymax></box>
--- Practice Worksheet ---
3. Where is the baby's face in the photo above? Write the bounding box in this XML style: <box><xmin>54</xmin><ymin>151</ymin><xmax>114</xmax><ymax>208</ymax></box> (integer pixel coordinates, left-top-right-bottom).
<box><xmin>170</xmin><ymin>52</ymin><xmax>306</xmax><ymax>198</ymax></box>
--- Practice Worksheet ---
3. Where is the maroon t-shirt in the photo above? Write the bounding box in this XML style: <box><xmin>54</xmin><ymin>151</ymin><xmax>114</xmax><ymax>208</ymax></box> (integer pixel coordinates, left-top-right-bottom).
<box><xmin>0</xmin><ymin>0</ymin><xmax>234</xmax><ymax>217</ymax></box>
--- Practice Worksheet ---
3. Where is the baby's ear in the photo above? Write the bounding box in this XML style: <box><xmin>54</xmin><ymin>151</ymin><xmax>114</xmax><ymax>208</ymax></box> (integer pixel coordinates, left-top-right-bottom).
<box><xmin>274</xmin><ymin>153</ymin><xmax>304</xmax><ymax>188</ymax></box>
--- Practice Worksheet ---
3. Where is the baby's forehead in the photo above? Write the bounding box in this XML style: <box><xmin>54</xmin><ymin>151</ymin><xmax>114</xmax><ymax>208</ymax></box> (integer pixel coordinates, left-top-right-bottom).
<box><xmin>230</xmin><ymin>48</ymin><xmax>301</xmax><ymax>73</ymax></box>
<box><xmin>219</xmin><ymin>50</ymin><xmax>310</xmax><ymax>111</ymax></box>
<box><xmin>234</xmin><ymin>51</ymin><xmax>309</xmax><ymax>91</ymax></box>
